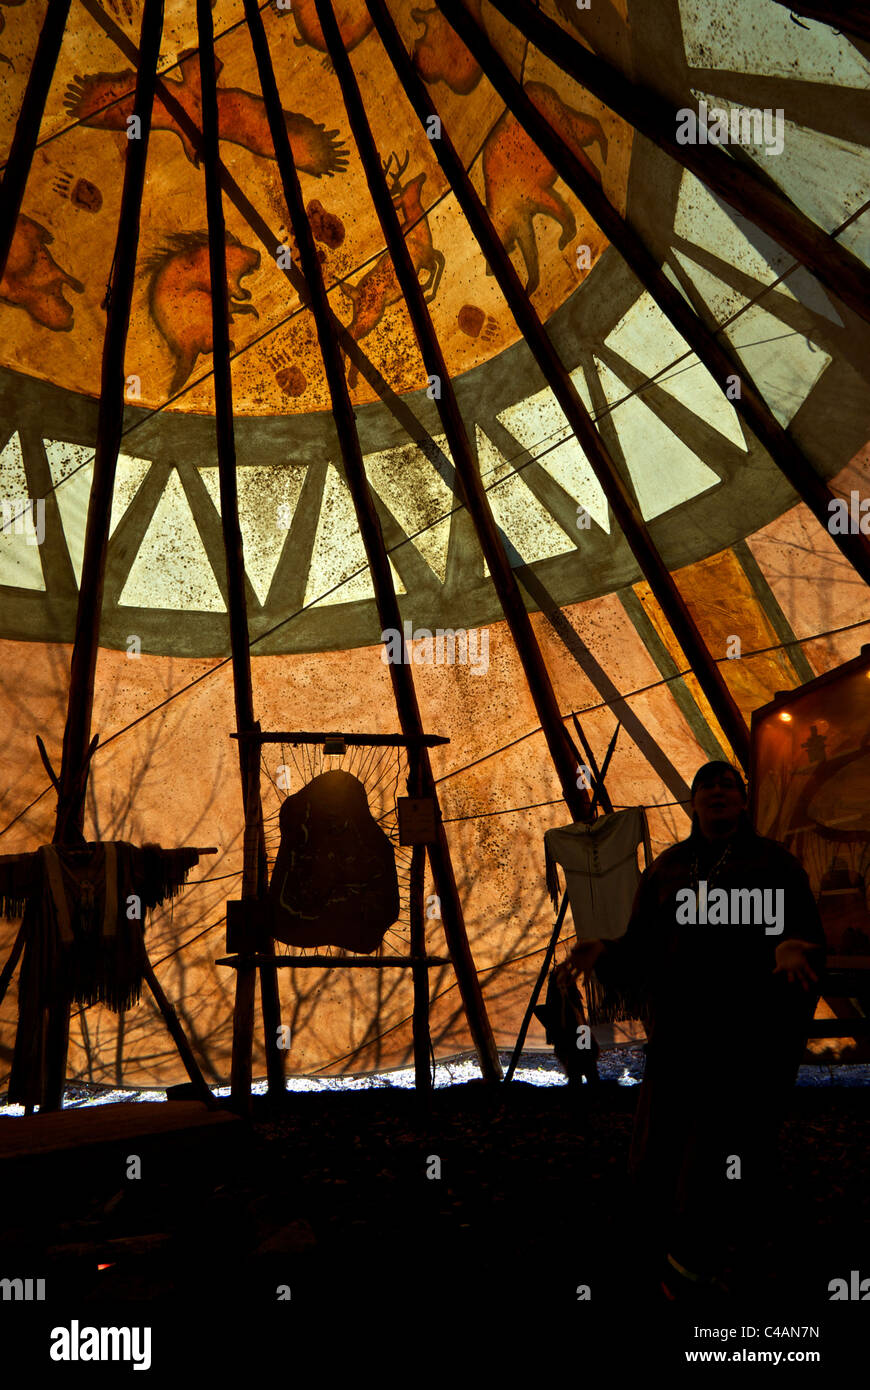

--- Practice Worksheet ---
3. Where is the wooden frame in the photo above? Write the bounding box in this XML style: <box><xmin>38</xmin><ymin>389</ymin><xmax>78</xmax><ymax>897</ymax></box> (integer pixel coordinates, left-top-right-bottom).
<box><xmin>220</xmin><ymin>727</ymin><xmax>467</xmax><ymax>1096</ymax></box>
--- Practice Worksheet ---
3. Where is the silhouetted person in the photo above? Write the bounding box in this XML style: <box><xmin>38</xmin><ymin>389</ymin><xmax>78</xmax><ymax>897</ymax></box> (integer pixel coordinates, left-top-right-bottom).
<box><xmin>559</xmin><ymin>761</ymin><xmax>824</xmax><ymax>1298</ymax></box>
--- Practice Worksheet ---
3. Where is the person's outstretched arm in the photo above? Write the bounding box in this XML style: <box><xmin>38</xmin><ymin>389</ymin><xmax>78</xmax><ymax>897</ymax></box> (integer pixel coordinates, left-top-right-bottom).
<box><xmin>772</xmin><ymin>851</ymin><xmax>825</xmax><ymax>990</ymax></box>
<box><xmin>558</xmin><ymin>866</ymin><xmax>660</xmax><ymax>991</ymax></box>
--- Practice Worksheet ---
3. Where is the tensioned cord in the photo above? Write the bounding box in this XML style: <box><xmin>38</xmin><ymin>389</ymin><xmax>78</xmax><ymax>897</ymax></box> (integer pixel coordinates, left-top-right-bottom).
<box><xmin>2</xmin><ymin>611</ymin><xmax>867</xmax><ymax>843</ymax></box>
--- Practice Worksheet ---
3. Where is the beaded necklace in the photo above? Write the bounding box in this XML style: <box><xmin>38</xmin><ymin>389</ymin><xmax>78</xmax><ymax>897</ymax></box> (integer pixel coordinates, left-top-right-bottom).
<box><xmin>689</xmin><ymin>839</ymin><xmax>733</xmax><ymax>894</ymax></box>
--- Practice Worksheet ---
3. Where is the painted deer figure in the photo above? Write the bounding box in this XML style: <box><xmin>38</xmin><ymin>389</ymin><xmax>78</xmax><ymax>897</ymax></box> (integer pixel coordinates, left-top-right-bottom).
<box><xmin>342</xmin><ymin>152</ymin><xmax>445</xmax><ymax>386</ymax></box>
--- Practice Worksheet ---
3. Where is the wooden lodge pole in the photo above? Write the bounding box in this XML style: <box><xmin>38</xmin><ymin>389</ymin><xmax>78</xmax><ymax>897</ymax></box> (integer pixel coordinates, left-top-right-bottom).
<box><xmin>0</xmin><ymin>0</ymin><xmax>71</xmax><ymax>285</ymax></box>
<box><xmin>0</xmin><ymin>921</ymin><xmax>26</xmax><ymax>1011</ymax></box>
<box><xmin>37</xmin><ymin>0</ymin><xmax>163</xmax><ymax>1111</ymax></box>
<box><xmin>315</xmin><ymin>0</ymin><xmax>590</xmax><ymax>823</ymax></box>
<box><xmin>196</xmin><ymin>0</ymin><xmax>284</xmax><ymax>1108</ymax></box>
<box><xmin>54</xmin><ymin>0</ymin><xmax>163</xmax><ymax>838</ymax></box>
<box><xmin>436</xmin><ymin>0</ymin><xmax>870</xmax><ymax>593</ymax></box>
<box><xmin>366</xmin><ymin>0</ymin><xmax>751</xmax><ymax>769</ymax></box>
<box><xmin>142</xmin><ymin>959</ymin><xmax>215</xmax><ymax>1108</ymax></box>
<box><xmin>243</xmin><ymin>0</ymin><xmax>502</xmax><ymax>1081</ymax></box>
<box><xmin>407</xmin><ymin>747</ymin><xmax>432</xmax><ymax>1096</ymax></box>
<box><xmin>486</xmin><ymin>0</ymin><xmax>870</xmax><ymax>331</ymax></box>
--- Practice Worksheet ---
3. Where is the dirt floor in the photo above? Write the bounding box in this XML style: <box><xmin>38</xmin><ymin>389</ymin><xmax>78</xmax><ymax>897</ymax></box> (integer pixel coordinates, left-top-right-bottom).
<box><xmin>1</xmin><ymin>1063</ymin><xmax>867</xmax><ymax>1372</ymax></box>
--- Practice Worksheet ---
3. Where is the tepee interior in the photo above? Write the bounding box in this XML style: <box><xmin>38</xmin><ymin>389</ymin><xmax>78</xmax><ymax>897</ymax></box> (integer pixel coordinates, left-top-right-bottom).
<box><xmin>0</xmin><ymin>0</ymin><xmax>868</xmax><ymax>1360</ymax></box>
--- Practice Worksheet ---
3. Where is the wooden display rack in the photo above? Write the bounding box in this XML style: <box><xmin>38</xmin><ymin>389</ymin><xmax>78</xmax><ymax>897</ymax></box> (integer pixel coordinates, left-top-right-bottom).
<box><xmin>218</xmin><ymin>730</ymin><xmax>464</xmax><ymax>1103</ymax></box>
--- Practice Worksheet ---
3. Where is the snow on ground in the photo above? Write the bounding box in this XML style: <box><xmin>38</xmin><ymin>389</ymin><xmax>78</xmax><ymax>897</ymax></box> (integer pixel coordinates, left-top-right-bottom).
<box><xmin>2</xmin><ymin>1047</ymin><xmax>867</xmax><ymax>1113</ymax></box>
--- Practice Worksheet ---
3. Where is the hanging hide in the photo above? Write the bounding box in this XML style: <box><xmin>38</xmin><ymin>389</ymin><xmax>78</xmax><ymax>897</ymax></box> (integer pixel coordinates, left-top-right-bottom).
<box><xmin>268</xmin><ymin>770</ymin><xmax>400</xmax><ymax>952</ymax></box>
<box><xmin>0</xmin><ymin>842</ymin><xmax>201</xmax><ymax>1012</ymax></box>
<box><xmin>544</xmin><ymin>807</ymin><xmax>649</xmax><ymax>1023</ymax></box>
<box><xmin>0</xmin><ymin>842</ymin><xmax>203</xmax><ymax>1107</ymax></box>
